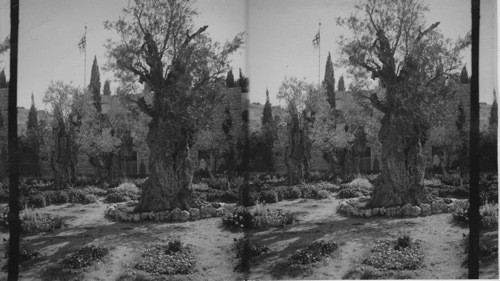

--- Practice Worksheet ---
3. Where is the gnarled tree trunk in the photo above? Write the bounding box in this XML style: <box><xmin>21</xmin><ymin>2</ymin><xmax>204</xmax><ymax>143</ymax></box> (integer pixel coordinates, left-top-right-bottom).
<box><xmin>285</xmin><ymin>109</ymin><xmax>305</xmax><ymax>186</ymax></box>
<box><xmin>366</xmin><ymin>108</ymin><xmax>431</xmax><ymax>208</ymax></box>
<box><xmin>135</xmin><ymin>117</ymin><xmax>194</xmax><ymax>212</ymax></box>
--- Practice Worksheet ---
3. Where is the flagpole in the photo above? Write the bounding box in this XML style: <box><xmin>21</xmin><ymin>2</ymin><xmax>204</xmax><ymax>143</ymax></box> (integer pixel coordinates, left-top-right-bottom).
<box><xmin>318</xmin><ymin>21</ymin><xmax>321</xmax><ymax>84</ymax></box>
<box><xmin>83</xmin><ymin>25</ymin><xmax>87</xmax><ymax>87</ymax></box>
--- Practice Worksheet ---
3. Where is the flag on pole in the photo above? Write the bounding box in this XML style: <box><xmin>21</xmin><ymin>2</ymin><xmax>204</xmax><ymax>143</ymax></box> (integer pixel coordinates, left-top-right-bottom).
<box><xmin>312</xmin><ymin>30</ymin><xmax>320</xmax><ymax>49</ymax></box>
<box><xmin>78</xmin><ymin>29</ymin><xmax>86</xmax><ymax>52</ymax></box>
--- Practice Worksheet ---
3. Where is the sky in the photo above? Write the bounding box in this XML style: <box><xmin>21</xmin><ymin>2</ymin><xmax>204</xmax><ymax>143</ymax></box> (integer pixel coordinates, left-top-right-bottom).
<box><xmin>0</xmin><ymin>0</ymin><xmax>497</xmax><ymax>109</ymax></box>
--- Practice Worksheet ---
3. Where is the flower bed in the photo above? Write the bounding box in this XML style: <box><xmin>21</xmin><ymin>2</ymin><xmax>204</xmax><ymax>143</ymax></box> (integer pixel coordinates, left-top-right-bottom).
<box><xmin>135</xmin><ymin>241</ymin><xmax>196</xmax><ymax>275</ymax></box>
<box><xmin>363</xmin><ymin>236</ymin><xmax>424</xmax><ymax>270</ymax></box>
<box><xmin>104</xmin><ymin>201</ymin><xmax>227</xmax><ymax>223</ymax></box>
<box><xmin>337</xmin><ymin>198</ymin><xmax>460</xmax><ymax>218</ymax></box>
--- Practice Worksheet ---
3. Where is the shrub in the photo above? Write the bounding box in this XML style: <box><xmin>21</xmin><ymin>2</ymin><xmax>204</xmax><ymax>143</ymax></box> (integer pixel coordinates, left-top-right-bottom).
<box><xmin>82</xmin><ymin>193</ymin><xmax>98</xmax><ymax>204</ymax></box>
<box><xmin>363</xmin><ymin>236</ymin><xmax>424</xmax><ymax>270</ymax></box>
<box><xmin>67</xmin><ymin>189</ymin><xmax>86</xmax><ymax>203</ymax></box>
<box><xmin>288</xmin><ymin>241</ymin><xmax>339</xmax><ymax>265</ymax></box>
<box><xmin>439</xmin><ymin>173</ymin><xmax>466</xmax><ymax>186</ymax></box>
<box><xmin>56</xmin><ymin>191</ymin><xmax>69</xmax><ymax>204</ymax></box>
<box><xmin>28</xmin><ymin>193</ymin><xmax>46</xmax><ymax>208</ymax></box>
<box><xmin>453</xmin><ymin>201</ymin><xmax>498</xmax><ymax>230</ymax></box>
<box><xmin>260</xmin><ymin>190</ymin><xmax>279</xmax><ymax>204</ymax></box>
<box><xmin>81</xmin><ymin>186</ymin><xmax>107</xmax><ymax>197</ymax></box>
<box><xmin>0</xmin><ymin>188</ymin><xmax>8</xmax><ymax>203</ymax></box>
<box><xmin>222</xmin><ymin>205</ymin><xmax>297</xmax><ymax>230</ymax></box>
<box><xmin>105</xmin><ymin>182</ymin><xmax>141</xmax><ymax>203</ymax></box>
<box><xmin>135</xmin><ymin>241</ymin><xmax>195</xmax><ymax>275</ymax></box>
<box><xmin>19</xmin><ymin>211</ymin><xmax>65</xmax><ymax>234</ymax></box>
<box><xmin>480</xmin><ymin>175</ymin><xmax>498</xmax><ymax>204</ymax></box>
<box><xmin>346</xmin><ymin>178</ymin><xmax>373</xmax><ymax>190</ymax></box>
<box><xmin>313</xmin><ymin>189</ymin><xmax>330</xmax><ymax>199</ymax></box>
<box><xmin>42</xmin><ymin>190</ymin><xmax>58</xmax><ymax>205</ymax></box>
<box><xmin>60</xmin><ymin>245</ymin><xmax>109</xmax><ymax>269</ymax></box>
<box><xmin>480</xmin><ymin>203</ymin><xmax>498</xmax><ymax>230</ymax></box>
<box><xmin>206</xmin><ymin>177</ymin><xmax>229</xmax><ymax>190</ymax></box>
<box><xmin>281</xmin><ymin>186</ymin><xmax>302</xmax><ymax>200</ymax></box>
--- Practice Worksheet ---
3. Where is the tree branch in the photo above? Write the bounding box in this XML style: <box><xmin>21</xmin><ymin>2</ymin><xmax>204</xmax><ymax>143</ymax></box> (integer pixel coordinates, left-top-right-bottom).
<box><xmin>126</xmin><ymin>95</ymin><xmax>155</xmax><ymax>117</ymax></box>
<box><xmin>360</xmin><ymin>92</ymin><xmax>388</xmax><ymax>113</ymax></box>
<box><xmin>415</xmin><ymin>22</ymin><xmax>440</xmax><ymax>43</ymax></box>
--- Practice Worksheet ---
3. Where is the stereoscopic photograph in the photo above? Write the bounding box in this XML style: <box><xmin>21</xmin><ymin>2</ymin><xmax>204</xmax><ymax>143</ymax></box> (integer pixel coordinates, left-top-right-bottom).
<box><xmin>0</xmin><ymin>0</ymin><xmax>497</xmax><ymax>280</ymax></box>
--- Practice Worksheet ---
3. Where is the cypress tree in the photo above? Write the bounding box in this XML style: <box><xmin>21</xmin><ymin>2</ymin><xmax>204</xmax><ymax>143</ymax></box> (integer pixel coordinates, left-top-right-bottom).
<box><xmin>89</xmin><ymin>56</ymin><xmax>102</xmax><ymax>113</ymax></box>
<box><xmin>323</xmin><ymin>52</ymin><xmax>335</xmax><ymax>108</ymax></box>
<box><xmin>0</xmin><ymin>70</ymin><xmax>6</xmax><ymax>88</ymax></box>
<box><xmin>262</xmin><ymin>89</ymin><xmax>273</xmax><ymax>125</ymax></box>
<box><xmin>103</xmin><ymin>80</ymin><xmax>111</xmax><ymax>96</ymax></box>
<box><xmin>338</xmin><ymin>75</ymin><xmax>345</xmax><ymax>92</ymax></box>
<box><xmin>237</xmin><ymin>68</ymin><xmax>249</xmax><ymax>93</ymax></box>
<box><xmin>489</xmin><ymin>89</ymin><xmax>497</xmax><ymax>127</ymax></box>
<box><xmin>27</xmin><ymin>93</ymin><xmax>38</xmax><ymax>130</ymax></box>
<box><xmin>26</xmin><ymin>93</ymin><xmax>40</xmax><ymax>176</ymax></box>
<box><xmin>459</xmin><ymin>65</ymin><xmax>469</xmax><ymax>84</ymax></box>
<box><xmin>261</xmin><ymin>89</ymin><xmax>274</xmax><ymax>172</ymax></box>
<box><xmin>225</xmin><ymin>69</ymin><xmax>236</xmax><ymax>88</ymax></box>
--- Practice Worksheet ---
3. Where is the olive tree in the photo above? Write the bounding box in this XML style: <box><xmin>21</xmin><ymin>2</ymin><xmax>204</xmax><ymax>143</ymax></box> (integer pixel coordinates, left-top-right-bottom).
<box><xmin>337</xmin><ymin>0</ymin><xmax>466</xmax><ymax>207</ymax></box>
<box><xmin>105</xmin><ymin>0</ymin><xmax>244</xmax><ymax>211</ymax></box>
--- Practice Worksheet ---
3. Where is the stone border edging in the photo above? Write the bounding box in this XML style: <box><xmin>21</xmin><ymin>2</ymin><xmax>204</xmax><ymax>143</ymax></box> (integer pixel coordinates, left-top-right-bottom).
<box><xmin>105</xmin><ymin>201</ymin><xmax>227</xmax><ymax>222</ymax></box>
<box><xmin>337</xmin><ymin>198</ymin><xmax>461</xmax><ymax>218</ymax></box>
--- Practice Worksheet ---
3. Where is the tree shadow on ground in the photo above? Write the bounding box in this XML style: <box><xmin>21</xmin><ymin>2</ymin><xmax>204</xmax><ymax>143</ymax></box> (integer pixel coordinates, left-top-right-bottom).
<box><xmin>245</xmin><ymin>212</ymin><xmax>417</xmax><ymax>279</ymax></box>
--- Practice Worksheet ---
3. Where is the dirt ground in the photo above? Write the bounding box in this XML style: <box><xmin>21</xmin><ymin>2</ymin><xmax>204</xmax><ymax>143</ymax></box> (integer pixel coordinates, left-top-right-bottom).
<box><xmin>0</xmin><ymin>194</ymin><xmax>497</xmax><ymax>280</ymax></box>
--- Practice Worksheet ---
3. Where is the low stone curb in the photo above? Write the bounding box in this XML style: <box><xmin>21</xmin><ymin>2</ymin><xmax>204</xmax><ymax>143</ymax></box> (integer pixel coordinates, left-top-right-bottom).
<box><xmin>104</xmin><ymin>202</ymin><xmax>227</xmax><ymax>223</ymax></box>
<box><xmin>337</xmin><ymin>198</ymin><xmax>461</xmax><ymax>218</ymax></box>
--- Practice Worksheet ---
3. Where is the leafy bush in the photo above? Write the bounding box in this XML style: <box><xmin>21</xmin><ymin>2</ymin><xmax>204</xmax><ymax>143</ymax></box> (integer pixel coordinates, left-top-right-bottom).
<box><xmin>453</xmin><ymin>201</ymin><xmax>498</xmax><ymax>230</ymax></box>
<box><xmin>0</xmin><ymin>188</ymin><xmax>8</xmax><ymax>203</ymax></box>
<box><xmin>206</xmin><ymin>177</ymin><xmax>229</xmax><ymax>190</ymax></box>
<box><xmin>205</xmin><ymin>189</ymin><xmax>239</xmax><ymax>203</ymax></box>
<box><xmin>337</xmin><ymin>178</ymin><xmax>373</xmax><ymax>198</ymax></box>
<box><xmin>81</xmin><ymin>186</ymin><xmax>107</xmax><ymax>197</ymax></box>
<box><xmin>234</xmin><ymin>238</ymin><xmax>269</xmax><ymax>272</ymax></box>
<box><xmin>18</xmin><ymin>210</ymin><xmax>65</xmax><ymax>234</ymax></box>
<box><xmin>222</xmin><ymin>205</ymin><xmax>297</xmax><ymax>230</ymax></box>
<box><xmin>280</xmin><ymin>186</ymin><xmax>302</xmax><ymax>200</ymax></box>
<box><xmin>105</xmin><ymin>182</ymin><xmax>141</xmax><ymax>203</ymax></box>
<box><xmin>346</xmin><ymin>178</ymin><xmax>373</xmax><ymax>190</ymax></box>
<box><xmin>56</xmin><ymin>191</ymin><xmax>69</xmax><ymax>204</ymax></box>
<box><xmin>480</xmin><ymin>175</ymin><xmax>498</xmax><ymax>204</ymax></box>
<box><xmin>439</xmin><ymin>173</ymin><xmax>466</xmax><ymax>187</ymax></box>
<box><xmin>60</xmin><ymin>245</ymin><xmax>109</xmax><ymax>269</ymax></box>
<box><xmin>363</xmin><ymin>236</ymin><xmax>424</xmax><ymax>270</ymax></box>
<box><xmin>260</xmin><ymin>190</ymin><xmax>279</xmax><ymax>204</ymax></box>
<box><xmin>288</xmin><ymin>241</ymin><xmax>339</xmax><ymax>265</ymax></box>
<box><xmin>28</xmin><ymin>193</ymin><xmax>46</xmax><ymax>208</ymax></box>
<box><xmin>135</xmin><ymin>241</ymin><xmax>195</xmax><ymax>275</ymax></box>
<box><xmin>480</xmin><ymin>203</ymin><xmax>498</xmax><ymax>230</ymax></box>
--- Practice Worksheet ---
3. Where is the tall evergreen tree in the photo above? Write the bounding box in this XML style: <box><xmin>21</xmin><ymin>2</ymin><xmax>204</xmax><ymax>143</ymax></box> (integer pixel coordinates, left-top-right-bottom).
<box><xmin>27</xmin><ymin>93</ymin><xmax>38</xmax><ymax>130</ymax></box>
<box><xmin>237</xmin><ymin>68</ymin><xmax>249</xmax><ymax>93</ymax></box>
<box><xmin>323</xmin><ymin>52</ymin><xmax>335</xmax><ymax>108</ymax></box>
<box><xmin>89</xmin><ymin>56</ymin><xmax>102</xmax><ymax>113</ymax></box>
<box><xmin>262</xmin><ymin>89</ymin><xmax>273</xmax><ymax>125</ymax></box>
<box><xmin>0</xmin><ymin>69</ymin><xmax>7</xmax><ymax>88</ymax></box>
<box><xmin>337</xmin><ymin>75</ymin><xmax>345</xmax><ymax>92</ymax></box>
<box><xmin>261</xmin><ymin>89</ymin><xmax>274</xmax><ymax>172</ymax></box>
<box><xmin>225</xmin><ymin>69</ymin><xmax>236</xmax><ymax>88</ymax></box>
<box><xmin>489</xmin><ymin>89</ymin><xmax>497</xmax><ymax>127</ymax></box>
<box><xmin>459</xmin><ymin>65</ymin><xmax>469</xmax><ymax>84</ymax></box>
<box><xmin>103</xmin><ymin>79</ymin><xmax>111</xmax><ymax>96</ymax></box>
<box><xmin>26</xmin><ymin>93</ymin><xmax>41</xmax><ymax>176</ymax></box>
